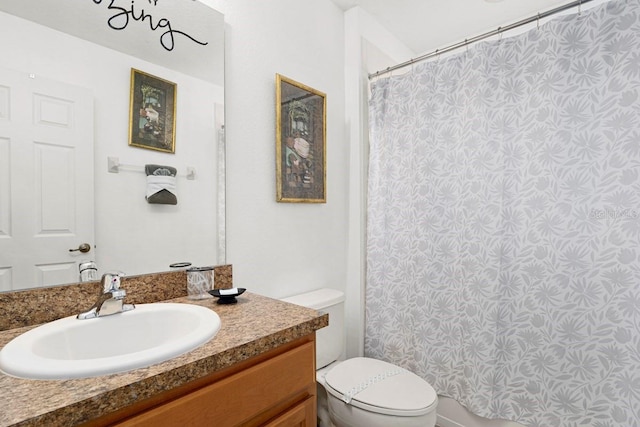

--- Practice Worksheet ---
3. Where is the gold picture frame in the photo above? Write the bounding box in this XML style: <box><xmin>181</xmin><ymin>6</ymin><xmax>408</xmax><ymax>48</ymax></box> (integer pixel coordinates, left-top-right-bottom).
<box><xmin>128</xmin><ymin>68</ymin><xmax>177</xmax><ymax>153</ymax></box>
<box><xmin>276</xmin><ymin>74</ymin><xmax>326</xmax><ymax>203</ymax></box>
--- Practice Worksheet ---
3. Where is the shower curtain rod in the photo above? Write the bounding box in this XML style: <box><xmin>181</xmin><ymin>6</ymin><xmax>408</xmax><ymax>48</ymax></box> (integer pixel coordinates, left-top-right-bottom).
<box><xmin>369</xmin><ymin>0</ymin><xmax>596</xmax><ymax>79</ymax></box>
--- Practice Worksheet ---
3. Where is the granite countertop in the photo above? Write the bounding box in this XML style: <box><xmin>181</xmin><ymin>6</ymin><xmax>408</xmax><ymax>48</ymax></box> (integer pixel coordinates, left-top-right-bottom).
<box><xmin>0</xmin><ymin>292</ymin><xmax>328</xmax><ymax>427</ymax></box>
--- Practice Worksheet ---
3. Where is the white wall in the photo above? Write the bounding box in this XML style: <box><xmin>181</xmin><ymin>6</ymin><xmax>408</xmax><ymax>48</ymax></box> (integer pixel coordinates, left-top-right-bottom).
<box><xmin>343</xmin><ymin>7</ymin><xmax>414</xmax><ymax>359</ymax></box>
<box><xmin>1</xmin><ymin>12</ymin><xmax>223</xmax><ymax>279</ymax></box>
<box><xmin>206</xmin><ymin>0</ymin><xmax>349</xmax><ymax>300</ymax></box>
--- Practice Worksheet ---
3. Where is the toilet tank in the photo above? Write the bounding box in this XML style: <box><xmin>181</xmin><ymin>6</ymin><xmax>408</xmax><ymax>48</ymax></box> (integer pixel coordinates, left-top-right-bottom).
<box><xmin>281</xmin><ymin>288</ymin><xmax>344</xmax><ymax>369</ymax></box>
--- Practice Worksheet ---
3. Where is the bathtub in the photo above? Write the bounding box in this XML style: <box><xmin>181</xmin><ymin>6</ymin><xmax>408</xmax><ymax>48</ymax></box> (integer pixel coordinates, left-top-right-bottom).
<box><xmin>437</xmin><ymin>397</ymin><xmax>525</xmax><ymax>427</ymax></box>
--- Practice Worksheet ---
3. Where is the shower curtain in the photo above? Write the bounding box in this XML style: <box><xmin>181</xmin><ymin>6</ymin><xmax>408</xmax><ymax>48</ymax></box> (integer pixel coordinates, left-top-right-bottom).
<box><xmin>366</xmin><ymin>1</ymin><xmax>640</xmax><ymax>425</ymax></box>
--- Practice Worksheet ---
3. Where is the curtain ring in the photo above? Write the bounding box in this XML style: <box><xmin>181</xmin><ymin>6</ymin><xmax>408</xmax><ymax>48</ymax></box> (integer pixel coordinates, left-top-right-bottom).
<box><xmin>537</xmin><ymin>13</ymin><xmax>540</xmax><ymax>30</ymax></box>
<box><xmin>465</xmin><ymin>39</ymin><xmax>469</xmax><ymax>54</ymax></box>
<box><xmin>435</xmin><ymin>48</ymin><xmax>440</xmax><ymax>62</ymax></box>
<box><xmin>498</xmin><ymin>27</ymin><xmax>503</xmax><ymax>42</ymax></box>
<box><xmin>579</xmin><ymin>0</ymin><xmax>582</xmax><ymax>15</ymax></box>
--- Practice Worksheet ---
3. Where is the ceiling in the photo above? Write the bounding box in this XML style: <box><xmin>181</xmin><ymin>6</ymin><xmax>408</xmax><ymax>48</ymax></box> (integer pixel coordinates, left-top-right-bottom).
<box><xmin>331</xmin><ymin>0</ymin><xmax>582</xmax><ymax>56</ymax></box>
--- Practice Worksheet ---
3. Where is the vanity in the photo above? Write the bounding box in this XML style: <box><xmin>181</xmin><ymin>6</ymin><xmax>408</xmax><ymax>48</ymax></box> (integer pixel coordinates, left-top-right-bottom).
<box><xmin>0</xmin><ymin>269</ymin><xmax>327</xmax><ymax>427</ymax></box>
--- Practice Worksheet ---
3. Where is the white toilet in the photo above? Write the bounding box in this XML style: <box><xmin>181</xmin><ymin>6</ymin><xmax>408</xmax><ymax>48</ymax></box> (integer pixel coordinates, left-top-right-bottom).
<box><xmin>282</xmin><ymin>288</ymin><xmax>438</xmax><ymax>427</ymax></box>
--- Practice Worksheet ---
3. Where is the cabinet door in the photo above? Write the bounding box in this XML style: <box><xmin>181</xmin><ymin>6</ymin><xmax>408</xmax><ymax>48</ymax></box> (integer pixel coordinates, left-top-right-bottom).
<box><xmin>115</xmin><ymin>342</ymin><xmax>315</xmax><ymax>427</ymax></box>
<box><xmin>264</xmin><ymin>396</ymin><xmax>315</xmax><ymax>427</ymax></box>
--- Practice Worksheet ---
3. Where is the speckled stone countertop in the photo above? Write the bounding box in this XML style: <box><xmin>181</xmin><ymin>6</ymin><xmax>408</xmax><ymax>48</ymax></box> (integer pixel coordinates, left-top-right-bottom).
<box><xmin>0</xmin><ymin>265</ymin><xmax>234</xmax><ymax>331</ymax></box>
<box><xmin>0</xmin><ymin>292</ymin><xmax>328</xmax><ymax>427</ymax></box>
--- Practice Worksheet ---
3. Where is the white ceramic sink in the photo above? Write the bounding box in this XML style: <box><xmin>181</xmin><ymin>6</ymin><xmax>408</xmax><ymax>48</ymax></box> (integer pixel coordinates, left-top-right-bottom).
<box><xmin>0</xmin><ymin>303</ymin><xmax>221</xmax><ymax>380</ymax></box>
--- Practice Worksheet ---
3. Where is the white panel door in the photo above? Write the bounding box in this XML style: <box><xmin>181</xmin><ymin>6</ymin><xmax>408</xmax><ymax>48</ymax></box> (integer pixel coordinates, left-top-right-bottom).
<box><xmin>0</xmin><ymin>68</ymin><xmax>94</xmax><ymax>291</ymax></box>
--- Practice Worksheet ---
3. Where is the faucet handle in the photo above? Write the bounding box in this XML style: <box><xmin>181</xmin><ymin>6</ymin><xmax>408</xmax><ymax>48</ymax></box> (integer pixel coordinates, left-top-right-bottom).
<box><xmin>111</xmin><ymin>289</ymin><xmax>127</xmax><ymax>299</ymax></box>
<box><xmin>101</xmin><ymin>271</ymin><xmax>125</xmax><ymax>293</ymax></box>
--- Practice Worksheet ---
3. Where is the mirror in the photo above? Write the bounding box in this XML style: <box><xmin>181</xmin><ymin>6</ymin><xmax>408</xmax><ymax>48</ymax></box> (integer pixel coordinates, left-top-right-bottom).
<box><xmin>0</xmin><ymin>0</ymin><xmax>225</xmax><ymax>291</ymax></box>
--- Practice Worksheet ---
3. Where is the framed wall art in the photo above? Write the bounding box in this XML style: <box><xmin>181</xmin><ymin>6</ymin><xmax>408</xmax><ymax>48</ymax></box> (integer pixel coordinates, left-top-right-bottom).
<box><xmin>275</xmin><ymin>74</ymin><xmax>326</xmax><ymax>203</ymax></box>
<box><xmin>128</xmin><ymin>68</ymin><xmax>177</xmax><ymax>153</ymax></box>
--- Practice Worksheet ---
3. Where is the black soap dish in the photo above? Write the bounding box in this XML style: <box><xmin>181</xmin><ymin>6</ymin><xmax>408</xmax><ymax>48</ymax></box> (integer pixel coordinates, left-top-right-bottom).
<box><xmin>208</xmin><ymin>287</ymin><xmax>246</xmax><ymax>304</ymax></box>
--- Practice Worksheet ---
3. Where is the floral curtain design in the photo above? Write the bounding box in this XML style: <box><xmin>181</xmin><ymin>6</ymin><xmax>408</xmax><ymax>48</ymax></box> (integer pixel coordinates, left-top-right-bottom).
<box><xmin>366</xmin><ymin>1</ymin><xmax>640</xmax><ymax>425</ymax></box>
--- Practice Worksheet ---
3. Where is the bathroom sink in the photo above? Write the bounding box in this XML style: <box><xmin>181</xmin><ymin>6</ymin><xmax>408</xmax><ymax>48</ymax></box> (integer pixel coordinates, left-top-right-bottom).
<box><xmin>0</xmin><ymin>303</ymin><xmax>221</xmax><ymax>380</ymax></box>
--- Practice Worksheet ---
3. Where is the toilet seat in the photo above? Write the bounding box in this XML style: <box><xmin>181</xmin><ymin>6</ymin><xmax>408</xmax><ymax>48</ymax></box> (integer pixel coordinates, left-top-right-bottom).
<box><xmin>323</xmin><ymin>357</ymin><xmax>437</xmax><ymax>417</ymax></box>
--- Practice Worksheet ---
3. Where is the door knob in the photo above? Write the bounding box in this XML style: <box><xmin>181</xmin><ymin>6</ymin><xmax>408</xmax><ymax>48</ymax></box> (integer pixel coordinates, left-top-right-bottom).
<box><xmin>69</xmin><ymin>243</ymin><xmax>91</xmax><ymax>253</ymax></box>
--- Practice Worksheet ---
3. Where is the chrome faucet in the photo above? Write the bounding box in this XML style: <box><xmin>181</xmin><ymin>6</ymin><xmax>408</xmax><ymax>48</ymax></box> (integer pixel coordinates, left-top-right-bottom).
<box><xmin>77</xmin><ymin>272</ymin><xmax>135</xmax><ymax>319</ymax></box>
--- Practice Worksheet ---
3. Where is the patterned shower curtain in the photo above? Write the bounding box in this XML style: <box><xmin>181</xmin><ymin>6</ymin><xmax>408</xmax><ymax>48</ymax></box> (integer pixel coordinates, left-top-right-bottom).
<box><xmin>365</xmin><ymin>1</ymin><xmax>640</xmax><ymax>425</ymax></box>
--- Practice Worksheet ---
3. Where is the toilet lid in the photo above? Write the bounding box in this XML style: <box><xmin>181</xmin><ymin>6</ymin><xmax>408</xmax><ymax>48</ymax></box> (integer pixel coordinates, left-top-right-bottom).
<box><xmin>323</xmin><ymin>357</ymin><xmax>437</xmax><ymax>417</ymax></box>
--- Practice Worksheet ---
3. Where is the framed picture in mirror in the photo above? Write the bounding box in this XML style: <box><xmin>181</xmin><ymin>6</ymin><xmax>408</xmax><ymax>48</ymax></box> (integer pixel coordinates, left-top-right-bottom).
<box><xmin>275</xmin><ymin>74</ymin><xmax>326</xmax><ymax>203</ymax></box>
<box><xmin>129</xmin><ymin>68</ymin><xmax>177</xmax><ymax>153</ymax></box>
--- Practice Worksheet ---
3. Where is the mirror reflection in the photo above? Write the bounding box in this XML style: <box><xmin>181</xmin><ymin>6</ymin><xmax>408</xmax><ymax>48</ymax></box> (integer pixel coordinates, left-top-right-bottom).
<box><xmin>0</xmin><ymin>0</ymin><xmax>225</xmax><ymax>291</ymax></box>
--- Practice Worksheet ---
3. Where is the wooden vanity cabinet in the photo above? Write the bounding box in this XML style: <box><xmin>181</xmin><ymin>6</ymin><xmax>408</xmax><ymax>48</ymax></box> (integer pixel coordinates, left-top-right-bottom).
<box><xmin>90</xmin><ymin>335</ymin><xmax>317</xmax><ymax>427</ymax></box>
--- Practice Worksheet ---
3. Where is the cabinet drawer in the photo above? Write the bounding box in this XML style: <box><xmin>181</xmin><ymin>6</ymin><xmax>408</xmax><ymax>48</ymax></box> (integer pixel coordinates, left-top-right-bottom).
<box><xmin>264</xmin><ymin>396</ymin><xmax>315</xmax><ymax>427</ymax></box>
<box><xmin>116</xmin><ymin>341</ymin><xmax>315</xmax><ymax>427</ymax></box>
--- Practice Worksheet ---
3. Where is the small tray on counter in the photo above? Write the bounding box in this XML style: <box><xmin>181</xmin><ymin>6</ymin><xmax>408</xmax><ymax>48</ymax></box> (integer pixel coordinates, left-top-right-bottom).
<box><xmin>208</xmin><ymin>288</ymin><xmax>246</xmax><ymax>304</ymax></box>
